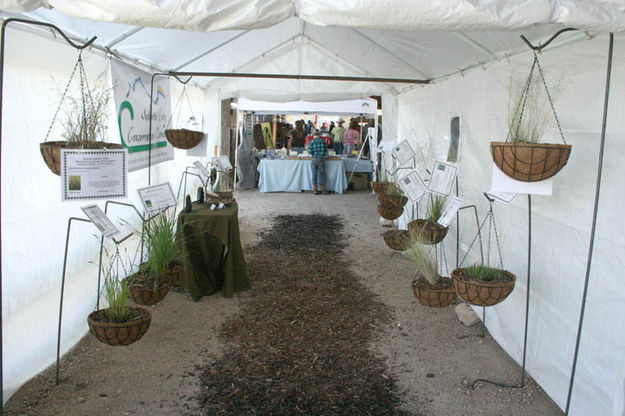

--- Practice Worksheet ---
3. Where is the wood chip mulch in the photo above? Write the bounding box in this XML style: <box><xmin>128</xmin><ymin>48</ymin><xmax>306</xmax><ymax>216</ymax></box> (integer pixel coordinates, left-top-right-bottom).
<box><xmin>196</xmin><ymin>214</ymin><xmax>419</xmax><ymax>415</ymax></box>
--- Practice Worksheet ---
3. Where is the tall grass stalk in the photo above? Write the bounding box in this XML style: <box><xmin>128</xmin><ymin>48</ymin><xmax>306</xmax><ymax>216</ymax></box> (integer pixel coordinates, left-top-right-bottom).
<box><xmin>508</xmin><ymin>75</ymin><xmax>549</xmax><ymax>144</ymax></box>
<box><xmin>407</xmin><ymin>239</ymin><xmax>440</xmax><ymax>286</ymax></box>
<box><xmin>465</xmin><ymin>264</ymin><xmax>504</xmax><ymax>282</ymax></box>
<box><xmin>427</xmin><ymin>194</ymin><xmax>446</xmax><ymax>223</ymax></box>
<box><xmin>144</xmin><ymin>209</ymin><xmax>179</xmax><ymax>289</ymax></box>
<box><xmin>103</xmin><ymin>276</ymin><xmax>131</xmax><ymax>323</ymax></box>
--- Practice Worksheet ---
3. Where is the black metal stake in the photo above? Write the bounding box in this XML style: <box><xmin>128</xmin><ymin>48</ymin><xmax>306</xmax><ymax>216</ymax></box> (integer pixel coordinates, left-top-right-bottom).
<box><xmin>521</xmin><ymin>194</ymin><xmax>532</xmax><ymax>387</ymax></box>
<box><xmin>565</xmin><ymin>32</ymin><xmax>614</xmax><ymax>415</ymax></box>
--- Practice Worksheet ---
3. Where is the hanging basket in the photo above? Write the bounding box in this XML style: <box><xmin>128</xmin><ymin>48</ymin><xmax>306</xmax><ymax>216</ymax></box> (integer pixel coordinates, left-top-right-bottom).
<box><xmin>383</xmin><ymin>229</ymin><xmax>410</xmax><ymax>251</ymax></box>
<box><xmin>126</xmin><ymin>271</ymin><xmax>172</xmax><ymax>306</ymax></box>
<box><xmin>87</xmin><ymin>306</ymin><xmax>151</xmax><ymax>346</ymax></box>
<box><xmin>371</xmin><ymin>181</ymin><xmax>392</xmax><ymax>194</ymax></box>
<box><xmin>408</xmin><ymin>219</ymin><xmax>448</xmax><ymax>245</ymax></box>
<box><xmin>377</xmin><ymin>194</ymin><xmax>408</xmax><ymax>208</ymax></box>
<box><xmin>490</xmin><ymin>141</ymin><xmax>572</xmax><ymax>182</ymax></box>
<box><xmin>451</xmin><ymin>268</ymin><xmax>516</xmax><ymax>307</ymax></box>
<box><xmin>39</xmin><ymin>141</ymin><xmax>124</xmax><ymax>176</ymax></box>
<box><xmin>166</xmin><ymin>262</ymin><xmax>183</xmax><ymax>286</ymax></box>
<box><xmin>412</xmin><ymin>277</ymin><xmax>456</xmax><ymax>308</ymax></box>
<box><xmin>165</xmin><ymin>128</ymin><xmax>204</xmax><ymax>150</ymax></box>
<box><xmin>377</xmin><ymin>205</ymin><xmax>403</xmax><ymax>220</ymax></box>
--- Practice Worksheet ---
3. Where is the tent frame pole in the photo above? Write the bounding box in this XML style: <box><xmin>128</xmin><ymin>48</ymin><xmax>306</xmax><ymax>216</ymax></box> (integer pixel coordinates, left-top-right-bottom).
<box><xmin>0</xmin><ymin>18</ymin><xmax>96</xmax><ymax>413</ymax></box>
<box><xmin>564</xmin><ymin>32</ymin><xmax>614</xmax><ymax>415</ymax></box>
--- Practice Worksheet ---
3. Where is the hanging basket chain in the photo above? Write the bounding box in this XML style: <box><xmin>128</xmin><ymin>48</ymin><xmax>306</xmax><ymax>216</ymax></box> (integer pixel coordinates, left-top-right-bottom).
<box><xmin>43</xmin><ymin>51</ymin><xmax>83</xmax><ymax>142</ymax></box>
<box><xmin>507</xmin><ymin>57</ymin><xmax>537</xmax><ymax>143</ymax></box>
<box><xmin>491</xmin><ymin>204</ymin><xmax>505</xmax><ymax>269</ymax></box>
<box><xmin>441</xmin><ymin>241</ymin><xmax>450</xmax><ymax>277</ymax></box>
<box><xmin>458</xmin><ymin>201</ymin><xmax>505</xmax><ymax>269</ymax></box>
<box><xmin>534</xmin><ymin>51</ymin><xmax>567</xmax><ymax>144</ymax></box>
<box><xmin>165</xmin><ymin>85</ymin><xmax>196</xmax><ymax>130</ymax></box>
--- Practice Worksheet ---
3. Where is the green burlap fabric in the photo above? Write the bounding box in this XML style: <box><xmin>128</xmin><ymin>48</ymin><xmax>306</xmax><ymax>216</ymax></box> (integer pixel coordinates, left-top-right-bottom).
<box><xmin>177</xmin><ymin>202</ymin><xmax>250</xmax><ymax>300</ymax></box>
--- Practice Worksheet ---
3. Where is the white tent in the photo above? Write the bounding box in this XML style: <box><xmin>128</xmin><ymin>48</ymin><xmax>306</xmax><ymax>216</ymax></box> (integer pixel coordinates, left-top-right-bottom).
<box><xmin>0</xmin><ymin>2</ymin><xmax>624</xmax><ymax>415</ymax></box>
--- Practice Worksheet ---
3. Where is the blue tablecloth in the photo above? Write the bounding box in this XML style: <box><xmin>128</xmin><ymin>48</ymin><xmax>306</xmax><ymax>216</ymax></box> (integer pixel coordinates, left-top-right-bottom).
<box><xmin>343</xmin><ymin>158</ymin><xmax>373</xmax><ymax>173</ymax></box>
<box><xmin>258</xmin><ymin>159</ymin><xmax>348</xmax><ymax>194</ymax></box>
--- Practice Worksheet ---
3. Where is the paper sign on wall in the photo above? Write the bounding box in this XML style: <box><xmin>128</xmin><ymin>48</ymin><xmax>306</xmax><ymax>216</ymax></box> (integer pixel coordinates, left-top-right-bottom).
<box><xmin>81</xmin><ymin>205</ymin><xmax>120</xmax><ymax>238</ymax></box>
<box><xmin>437</xmin><ymin>197</ymin><xmax>463</xmax><ymax>227</ymax></box>
<box><xmin>391</xmin><ymin>140</ymin><xmax>416</xmax><ymax>165</ymax></box>
<box><xmin>428</xmin><ymin>161</ymin><xmax>457</xmax><ymax>196</ymax></box>
<box><xmin>398</xmin><ymin>169</ymin><xmax>427</xmax><ymax>202</ymax></box>
<box><xmin>137</xmin><ymin>183</ymin><xmax>176</xmax><ymax>214</ymax></box>
<box><xmin>60</xmin><ymin>149</ymin><xmax>128</xmax><ymax>201</ymax></box>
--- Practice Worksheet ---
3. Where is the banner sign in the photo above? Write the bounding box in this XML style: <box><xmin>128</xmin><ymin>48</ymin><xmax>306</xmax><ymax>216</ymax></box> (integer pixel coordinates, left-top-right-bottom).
<box><xmin>111</xmin><ymin>60</ymin><xmax>173</xmax><ymax>171</ymax></box>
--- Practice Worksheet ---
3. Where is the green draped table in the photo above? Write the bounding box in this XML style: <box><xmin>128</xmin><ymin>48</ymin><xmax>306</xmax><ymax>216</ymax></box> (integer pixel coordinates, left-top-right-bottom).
<box><xmin>177</xmin><ymin>202</ymin><xmax>250</xmax><ymax>300</ymax></box>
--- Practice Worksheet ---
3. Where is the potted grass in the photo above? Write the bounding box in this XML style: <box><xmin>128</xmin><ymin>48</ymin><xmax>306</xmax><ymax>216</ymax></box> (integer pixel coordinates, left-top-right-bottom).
<box><xmin>126</xmin><ymin>210</ymin><xmax>182</xmax><ymax>306</ymax></box>
<box><xmin>408</xmin><ymin>194</ymin><xmax>448</xmax><ymax>245</ymax></box>
<box><xmin>490</xmin><ymin>72</ymin><xmax>571</xmax><ymax>182</ymax></box>
<box><xmin>40</xmin><ymin>80</ymin><xmax>123</xmax><ymax>175</ymax></box>
<box><xmin>371</xmin><ymin>165</ymin><xmax>392</xmax><ymax>194</ymax></box>
<box><xmin>88</xmin><ymin>265</ymin><xmax>151</xmax><ymax>346</ymax></box>
<box><xmin>377</xmin><ymin>183</ymin><xmax>408</xmax><ymax>220</ymax></box>
<box><xmin>408</xmin><ymin>240</ymin><xmax>456</xmax><ymax>308</ymax></box>
<box><xmin>451</xmin><ymin>264</ymin><xmax>516</xmax><ymax>307</ymax></box>
<box><xmin>383</xmin><ymin>228</ymin><xmax>410</xmax><ymax>251</ymax></box>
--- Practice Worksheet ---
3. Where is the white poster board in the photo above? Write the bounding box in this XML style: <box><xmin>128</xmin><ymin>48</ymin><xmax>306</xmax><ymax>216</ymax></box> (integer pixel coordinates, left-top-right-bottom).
<box><xmin>437</xmin><ymin>197</ymin><xmax>463</xmax><ymax>227</ymax></box>
<box><xmin>111</xmin><ymin>60</ymin><xmax>174</xmax><ymax>172</ymax></box>
<box><xmin>137</xmin><ymin>183</ymin><xmax>176</xmax><ymax>214</ymax></box>
<box><xmin>81</xmin><ymin>205</ymin><xmax>120</xmax><ymax>238</ymax></box>
<box><xmin>213</xmin><ymin>156</ymin><xmax>233</xmax><ymax>171</ymax></box>
<box><xmin>485</xmin><ymin>185</ymin><xmax>517</xmax><ymax>204</ymax></box>
<box><xmin>428</xmin><ymin>161</ymin><xmax>457</xmax><ymax>196</ymax></box>
<box><xmin>398</xmin><ymin>169</ymin><xmax>427</xmax><ymax>202</ymax></box>
<box><xmin>491</xmin><ymin>164</ymin><xmax>552</xmax><ymax>195</ymax></box>
<box><xmin>60</xmin><ymin>149</ymin><xmax>128</xmax><ymax>201</ymax></box>
<box><xmin>391</xmin><ymin>140</ymin><xmax>415</xmax><ymax>165</ymax></box>
<box><xmin>193</xmin><ymin>160</ymin><xmax>210</xmax><ymax>179</ymax></box>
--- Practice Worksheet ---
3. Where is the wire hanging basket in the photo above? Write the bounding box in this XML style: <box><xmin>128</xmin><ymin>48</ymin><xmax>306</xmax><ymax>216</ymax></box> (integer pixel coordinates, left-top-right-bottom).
<box><xmin>451</xmin><ymin>268</ymin><xmax>516</xmax><ymax>307</ymax></box>
<box><xmin>383</xmin><ymin>229</ymin><xmax>410</xmax><ymax>251</ymax></box>
<box><xmin>407</xmin><ymin>219</ymin><xmax>448</xmax><ymax>245</ymax></box>
<box><xmin>377</xmin><ymin>205</ymin><xmax>403</xmax><ymax>220</ymax></box>
<box><xmin>88</xmin><ymin>306</ymin><xmax>151</xmax><ymax>346</ymax></box>
<box><xmin>412</xmin><ymin>278</ymin><xmax>456</xmax><ymax>308</ymax></box>
<box><xmin>491</xmin><ymin>51</ymin><xmax>572</xmax><ymax>182</ymax></box>
<box><xmin>164</xmin><ymin>80</ymin><xmax>204</xmax><ymax>149</ymax></box>
<box><xmin>377</xmin><ymin>194</ymin><xmax>408</xmax><ymax>208</ymax></box>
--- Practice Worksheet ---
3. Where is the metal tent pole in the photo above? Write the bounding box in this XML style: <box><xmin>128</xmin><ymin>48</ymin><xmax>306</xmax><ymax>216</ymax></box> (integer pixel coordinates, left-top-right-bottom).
<box><xmin>565</xmin><ymin>32</ymin><xmax>614</xmax><ymax>415</ymax></box>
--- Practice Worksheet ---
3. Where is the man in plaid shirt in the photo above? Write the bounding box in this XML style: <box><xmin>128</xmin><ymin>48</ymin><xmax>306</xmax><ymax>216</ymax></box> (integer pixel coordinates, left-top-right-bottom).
<box><xmin>308</xmin><ymin>130</ymin><xmax>328</xmax><ymax>194</ymax></box>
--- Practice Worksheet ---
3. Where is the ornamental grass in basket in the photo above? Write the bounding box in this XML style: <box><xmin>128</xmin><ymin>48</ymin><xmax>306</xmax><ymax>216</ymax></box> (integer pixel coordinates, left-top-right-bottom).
<box><xmin>451</xmin><ymin>264</ymin><xmax>516</xmax><ymax>307</ymax></box>
<box><xmin>377</xmin><ymin>183</ymin><xmax>408</xmax><ymax>209</ymax></box>
<box><xmin>490</xmin><ymin>58</ymin><xmax>571</xmax><ymax>182</ymax></box>
<box><xmin>408</xmin><ymin>194</ymin><xmax>448</xmax><ymax>245</ymax></box>
<box><xmin>407</xmin><ymin>240</ymin><xmax>455</xmax><ymax>308</ymax></box>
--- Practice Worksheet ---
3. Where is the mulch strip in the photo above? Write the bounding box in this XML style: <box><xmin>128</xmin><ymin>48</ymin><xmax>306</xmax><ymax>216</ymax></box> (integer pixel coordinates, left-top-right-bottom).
<box><xmin>196</xmin><ymin>214</ymin><xmax>417</xmax><ymax>415</ymax></box>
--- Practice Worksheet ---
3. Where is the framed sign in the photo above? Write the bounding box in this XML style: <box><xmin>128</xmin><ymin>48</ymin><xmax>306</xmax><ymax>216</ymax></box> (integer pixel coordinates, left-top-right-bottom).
<box><xmin>212</xmin><ymin>156</ymin><xmax>232</xmax><ymax>171</ymax></box>
<box><xmin>61</xmin><ymin>149</ymin><xmax>128</xmax><ymax>201</ymax></box>
<box><xmin>397</xmin><ymin>169</ymin><xmax>427</xmax><ymax>202</ymax></box>
<box><xmin>437</xmin><ymin>197</ymin><xmax>463</xmax><ymax>227</ymax></box>
<box><xmin>428</xmin><ymin>160</ymin><xmax>457</xmax><ymax>196</ymax></box>
<box><xmin>391</xmin><ymin>139</ymin><xmax>415</xmax><ymax>165</ymax></box>
<box><xmin>137</xmin><ymin>183</ymin><xmax>177</xmax><ymax>214</ymax></box>
<box><xmin>81</xmin><ymin>205</ymin><xmax>120</xmax><ymax>238</ymax></box>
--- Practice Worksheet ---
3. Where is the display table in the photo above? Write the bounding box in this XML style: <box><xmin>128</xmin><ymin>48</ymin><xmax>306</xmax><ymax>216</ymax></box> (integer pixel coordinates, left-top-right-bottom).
<box><xmin>177</xmin><ymin>202</ymin><xmax>249</xmax><ymax>300</ymax></box>
<box><xmin>257</xmin><ymin>159</ymin><xmax>348</xmax><ymax>193</ymax></box>
<box><xmin>343</xmin><ymin>158</ymin><xmax>373</xmax><ymax>173</ymax></box>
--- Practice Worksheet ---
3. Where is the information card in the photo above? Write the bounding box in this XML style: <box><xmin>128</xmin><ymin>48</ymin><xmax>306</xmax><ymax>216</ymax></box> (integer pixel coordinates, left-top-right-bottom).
<box><xmin>398</xmin><ymin>169</ymin><xmax>427</xmax><ymax>202</ymax></box>
<box><xmin>212</xmin><ymin>156</ymin><xmax>233</xmax><ymax>171</ymax></box>
<box><xmin>392</xmin><ymin>140</ymin><xmax>416</xmax><ymax>166</ymax></box>
<box><xmin>437</xmin><ymin>197</ymin><xmax>463</xmax><ymax>227</ymax></box>
<box><xmin>428</xmin><ymin>161</ymin><xmax>457</xmax><ymax>196</ymax></box>
<box><xmin>61</xmin><ymin>149</ymin><xmax>128</xmax><ymax>201</ymax></box>
<box><xmin>81</xmin><ymin>205</ymin><xmax>120</xmax><ymax>238</ymax></box>
<box><xmin>137</xmin><ymin>183</ymin><xmax>177</xmax><ymax>214</ymax></box>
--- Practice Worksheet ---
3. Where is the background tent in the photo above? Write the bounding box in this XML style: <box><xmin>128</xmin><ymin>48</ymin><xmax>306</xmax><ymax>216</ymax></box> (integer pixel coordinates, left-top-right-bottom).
<box><xmin>0</xmin><ymin>2</ymin><xmax>624</xmax><ymax>415</ymax></box>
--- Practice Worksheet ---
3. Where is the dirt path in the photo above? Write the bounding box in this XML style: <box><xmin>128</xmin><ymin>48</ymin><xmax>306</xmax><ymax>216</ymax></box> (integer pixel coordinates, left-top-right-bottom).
<box><xmin>4</xmin><ymin>190</ymin><xmax>563</xmax><ymax>415</ymax></box>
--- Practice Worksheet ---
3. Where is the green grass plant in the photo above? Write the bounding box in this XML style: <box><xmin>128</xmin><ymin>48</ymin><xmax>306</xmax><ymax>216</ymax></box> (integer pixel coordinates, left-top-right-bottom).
<box><xmin>465</xmin><ymin>264</ymin><xmax>504</xmax><ymax>282</ymax></box>
<box><xmin>385</xmin><ymin>183</ymin><xmax>403</xmax><ymax>196</ymax></box>
<box><xmin>407</xmin><ymin>238</ymin><xmax>440</xmax><ymax>286</ymax></box>
<box><xmin>427</xmin><ymin>194</ymin><xmax>446</xmax><ymax>223</ymax></box>
<box><xmin>144</xmin><ymin>209</ymin><xmax>179</xmax><ymax>288</ymax></box>
<box><xmin>103</xmin><ymin>276</ymin><xmax>131</xmax><ymax>323</ymax></box>
<box><xmin>508</xmin><ymin>75</ymin><xmax>549</xmax><ymax>144</ymax></box>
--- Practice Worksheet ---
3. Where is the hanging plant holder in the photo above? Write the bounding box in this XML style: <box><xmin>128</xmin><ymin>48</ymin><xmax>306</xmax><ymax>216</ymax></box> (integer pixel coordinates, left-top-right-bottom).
<box><xmin>451</xmin><ymin>268</ymin><xmax>516</xmax><ymax>307</ymax></box>
<box><xmin>127</xmin><ymin>279</ymin><xmax>172</xmax><ymax>306</ymax></box>
<box><xmin>383</xmin><ymin>229</ymin><xmax>410</xmax><ymax>251</ymax></box>
<box><xmin>377</xmin><ymin>205</ymin><xmax>403</xmax><ymax>220</ymax></box>
<box><xmin>412</xmin><ymin>277</ymin><xmax>456</xmax><ymax>308</ymax></box>
<box><xmin>491</xmin><ymin>52</ymin><xmax>571</xmax><ymax>182</ymax></box>
<box><xmin>87</xmin><ymin>306</ymin><xmax>151</xmax><ymax>346</ymax></box>
<box><xmin>371</xmin><ymin>181</ymin><xmax>392</xmax><ymax>194</ymax></box>
<box><xmin>164</xmin><ymin>80</ymin><xmax>203</xmax><ymax>149</ymax></box>
<box><xmin>408</xmin><ymin>219</ymin><xmax>448</xmax><ymax>245</ymax></box>
<box><xmin>377</xmin><ymin>194</ymin><xmax>408</xmax><ymax>208</ymax></box>
<box><xmin>40</xmin><ymin>52</ymin><xmax>122</xmax><ymax>176</ymax></box>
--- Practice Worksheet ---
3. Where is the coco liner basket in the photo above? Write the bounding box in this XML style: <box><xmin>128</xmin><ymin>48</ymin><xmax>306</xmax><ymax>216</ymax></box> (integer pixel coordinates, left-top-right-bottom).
<box><xmin>371</xmin><ymin>181</ymin><xmax>392</xmax><ymax>194</ymax></box>
<box><xmin>165</xmin><ymin>128</ymin><xmax>203</xmax><ymax>149</ymax></box>
<box><xmin>128</xmin><ymin>279</ymin><xmax>172</xmax><ymax>306</ymax></box>
<box><xmin>383</xmin><ymin>229</ymin><xmax>410</xmax><ymax>251</ymax></box>
<box><xmin>412</xmin><ymin>278</ymin><xmax>456</xmax><ymax>308</ymax></box>
<box><xmin>451</xmin><ymin>268</ymin><xmax>516</xmax><ymax>307</ymax></box>
<box><xmin>377</xmin><ymin>194</ymin><xmax>408</xmax><ymax>209</ymax></box>
<box><xmin>408</xmin><ymin>219</ymin><xmax>448</xmax><ymax>245</ymax></box>
<box><xmin>88</xmin><ymin>306</ymin><xmax>151</xmax><ymax>346</ymax></box>
<box><xmin>40</xmin><ymin>141</ymin><xmax>124</xmax><ymax>176</ymax></box>
<box><xmin>377</xmin><ymin>205</ymin><xmax>403</xmax><ymax>220</ymax></box>
<box><xmin>490</xmin><ymin>142</ymin><xmax>572</xmax><ymax>182</ymax></box>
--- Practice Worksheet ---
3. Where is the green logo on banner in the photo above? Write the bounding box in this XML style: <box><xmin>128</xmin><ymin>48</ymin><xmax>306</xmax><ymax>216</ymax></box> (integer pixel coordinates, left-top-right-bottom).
<box><xmin>118</xmin><ymin>100</ymin><xmax>167</xmax><ymax>153</ymax></box>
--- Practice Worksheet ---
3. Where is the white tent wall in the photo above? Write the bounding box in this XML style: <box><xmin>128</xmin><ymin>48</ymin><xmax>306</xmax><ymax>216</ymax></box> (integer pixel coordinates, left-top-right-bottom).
<box><xmin>1</xmin><ymin>28</ymin><xmax>212</xmax><ymax>401</ymax></box>
<box><xmin>394</xmin><ymin>34</ymin><xmax>625</xmax><ymax>415</ymax></box>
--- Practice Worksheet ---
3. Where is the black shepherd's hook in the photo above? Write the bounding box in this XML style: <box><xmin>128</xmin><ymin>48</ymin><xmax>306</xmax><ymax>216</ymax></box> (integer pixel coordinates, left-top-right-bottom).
<box><xmin>520</xmin><ymin>27</ymin><xmax>577</xmax><ymax>51</ymax></box>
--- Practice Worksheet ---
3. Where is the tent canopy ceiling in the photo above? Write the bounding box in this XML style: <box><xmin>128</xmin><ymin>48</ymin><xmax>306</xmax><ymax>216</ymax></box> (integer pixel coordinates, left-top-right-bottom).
<box><xmin>237</xmin><ymin>98</ymin><xmax>378</xmax><ymax>115</ymax></box>
<box><xmin>0</xmin><ymin>1</ymin><xmax>623</xmax><ymax>99</ymax></box>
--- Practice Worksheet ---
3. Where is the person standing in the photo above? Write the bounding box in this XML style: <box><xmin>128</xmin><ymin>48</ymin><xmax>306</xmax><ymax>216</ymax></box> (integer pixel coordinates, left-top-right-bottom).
<box><xmin>342</xmin><ymin>119</ymin><xmax>360</xmax><ymax>156</ymax></box>
<box><xmin>331</xmin><ymin>119</ymin><xmax>346</xmax><ymax>155</ymax></box>
<box><xmin>308</xmin><ymin>129</ymin><xmax>328</xmax><ymax>195</ymax></box>
<box><xmin>288</xmin><ymin>120</ymin><xmax>307</xmax><ymax>154</ymax></box>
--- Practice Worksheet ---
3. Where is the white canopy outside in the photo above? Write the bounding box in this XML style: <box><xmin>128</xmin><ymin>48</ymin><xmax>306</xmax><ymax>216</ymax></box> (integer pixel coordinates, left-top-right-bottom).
<box><xmin>0</xmin><ymin>2</ymin><xmax>624</xmax><ymax>415</ymax></box>
<box><xmin>237</xmin><ymin>98</ymin><xmax>378</xmax><ymax>115</ymax></box>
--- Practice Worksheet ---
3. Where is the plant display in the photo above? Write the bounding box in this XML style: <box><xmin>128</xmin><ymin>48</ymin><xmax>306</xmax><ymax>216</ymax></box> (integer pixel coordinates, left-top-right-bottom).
<box><xmin>407</xmin><ymin>240</ymin><xmax>440</xmax><ymax>286</ymax></box>
<box><xmin>407</xmin><ymin>194</ymin><xmax>448</xmax><ymax>245</ymax></box>
<box><xmin>507</xmin><ymin>75</ymin><xmax>550</xmax><ymax>144</ymax></box>
<box><xmin>427</xmin><ymin>194</ymin><xmax>446</xmax><ymax>223</ymax></box>
<box><xmin>451</xmin><ymin>264</ymin><xmax>516</xmax><ymax>307</ymax></box>
<box><xmin>464</xmin><ymin>264</ymin><xmax>506</xmax><ymax>282</ymax></box>
<box><xmin>407</xmin><ymin>239</ymin><xmax>456</xmax><ymax>308</ymax></box>
<box><xmin>102</xmin><ymin>273</ymin><xmax>131</xmax><ymax>323</ymax></box>
<box><xmin>62</xmin><ymin>84</ymin><xmax>111</xmax><ymax>146</ymax></box>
